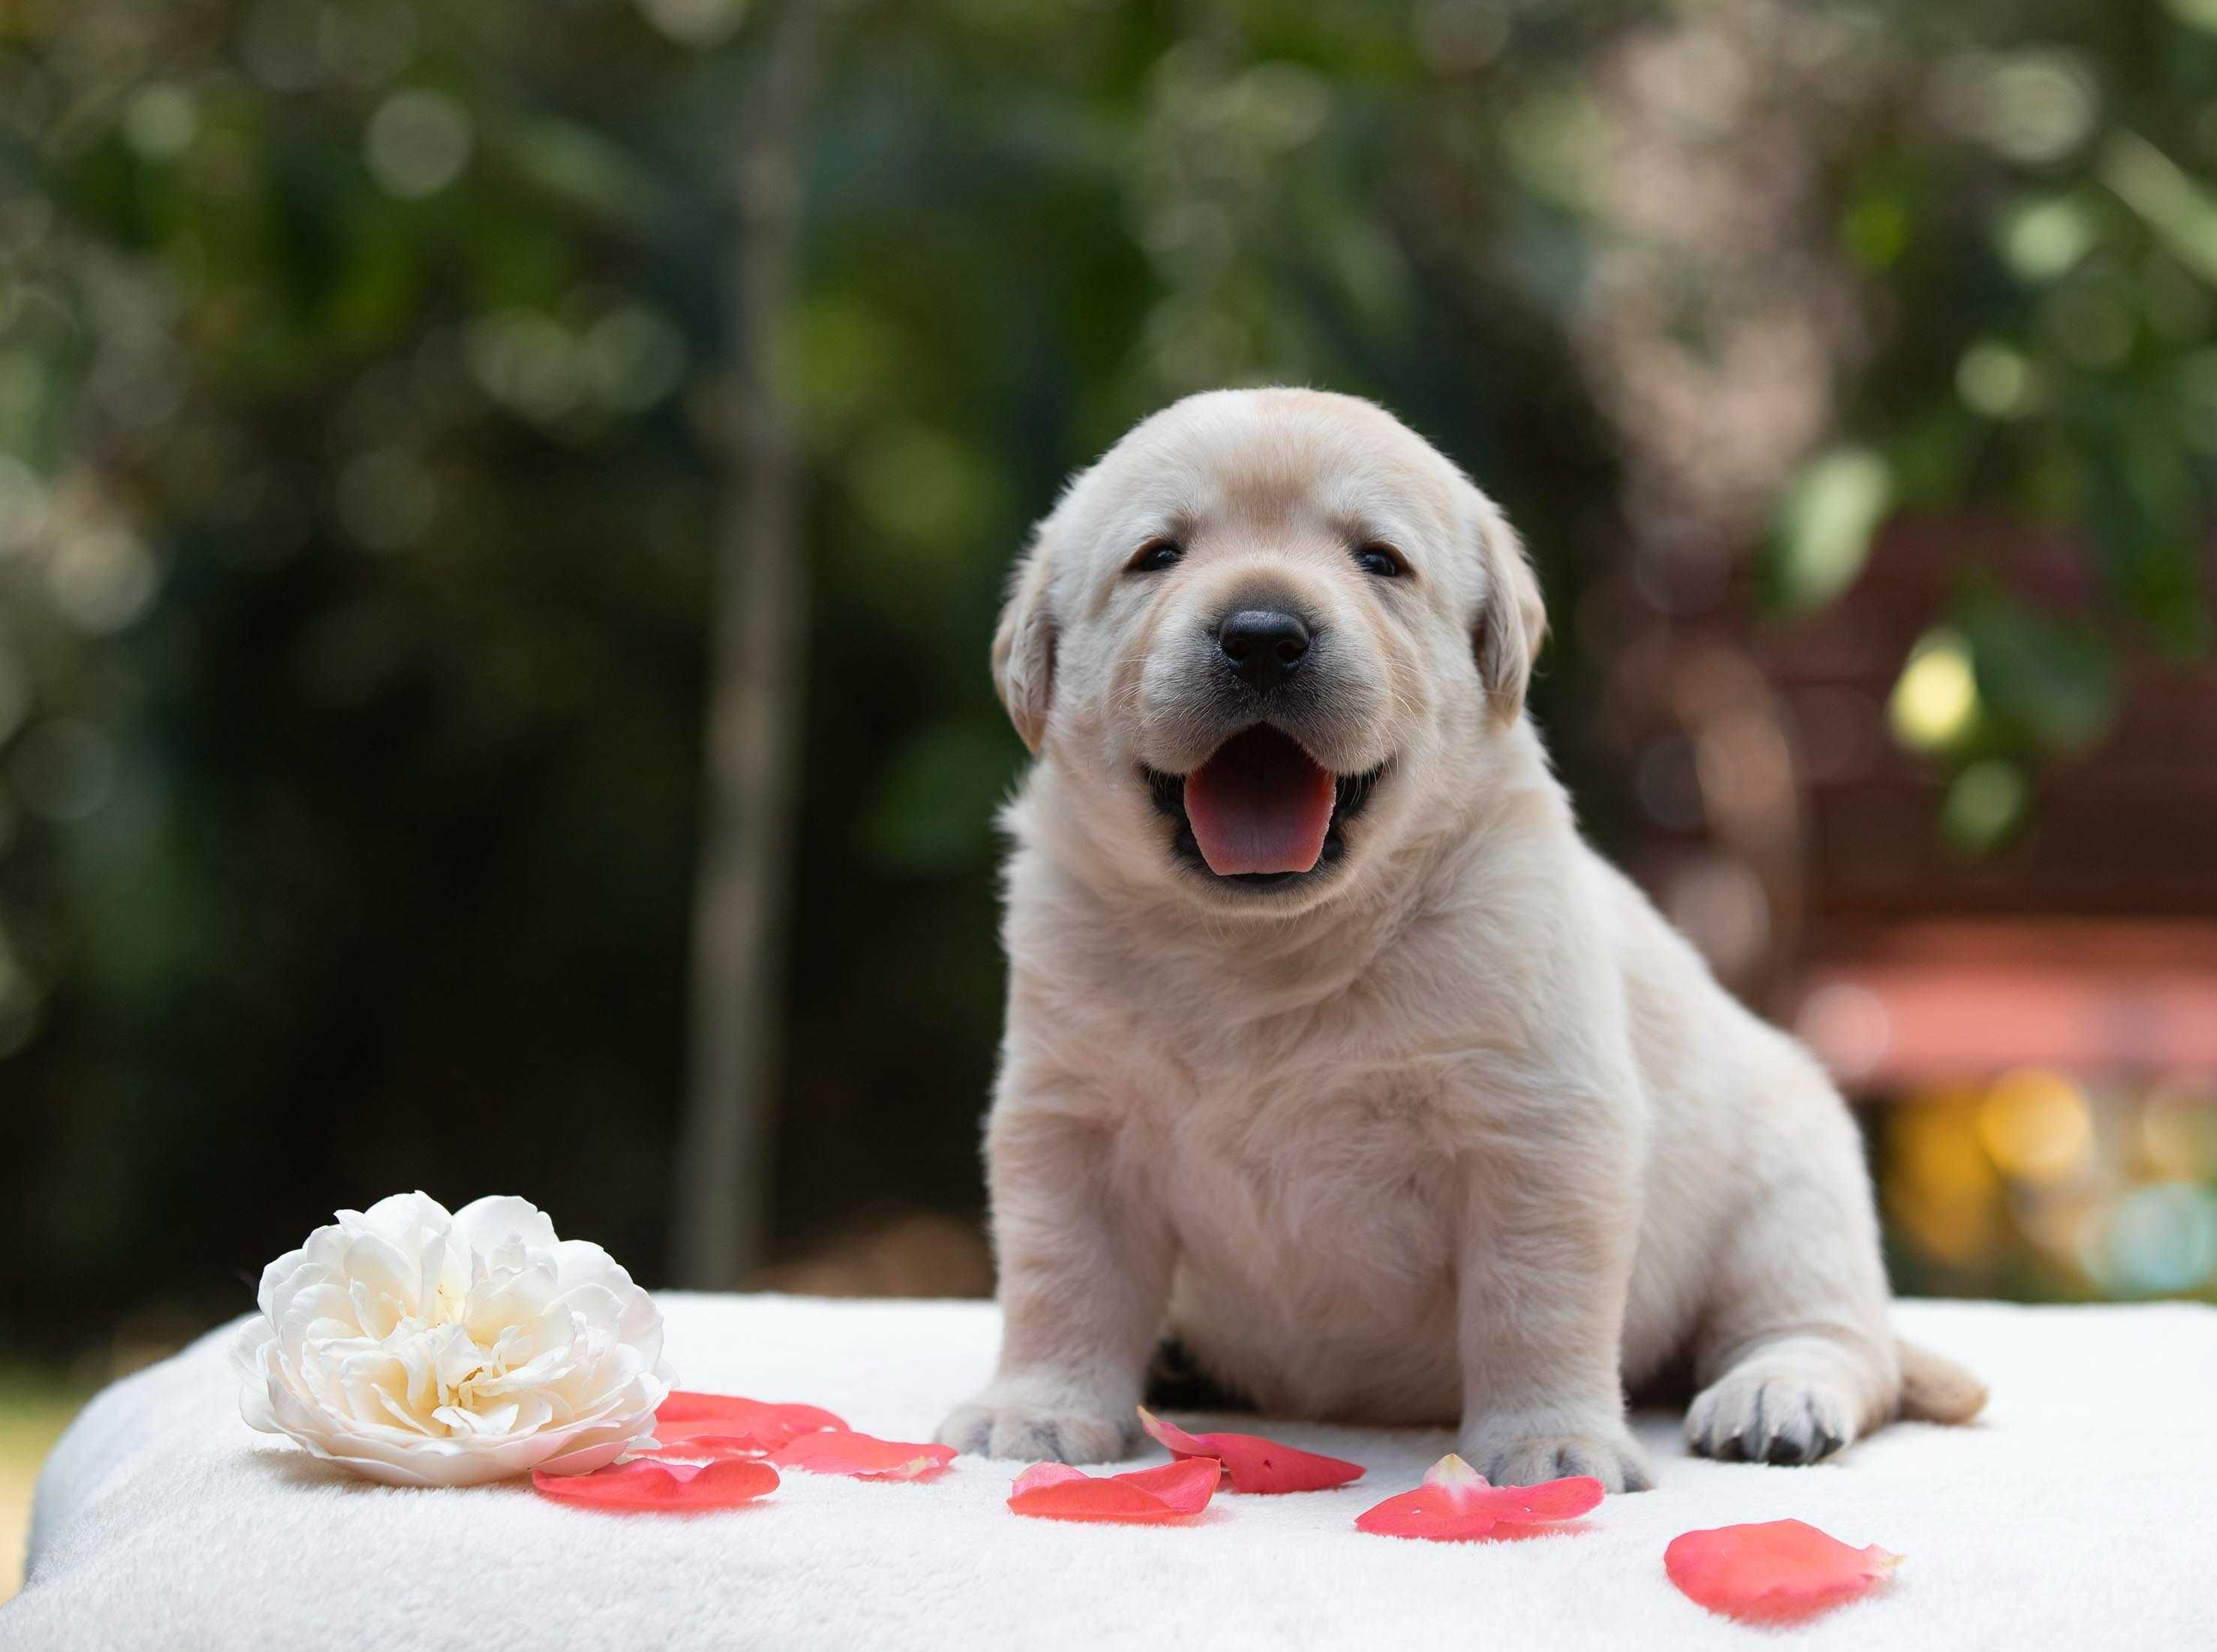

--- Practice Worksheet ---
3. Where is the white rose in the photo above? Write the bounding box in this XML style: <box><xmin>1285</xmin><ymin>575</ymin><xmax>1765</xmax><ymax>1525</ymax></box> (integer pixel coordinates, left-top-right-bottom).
<box><xmin>236</xmin><ymin>1192</ymin><xmax>673</xmax><ymax>1486</ymax></box>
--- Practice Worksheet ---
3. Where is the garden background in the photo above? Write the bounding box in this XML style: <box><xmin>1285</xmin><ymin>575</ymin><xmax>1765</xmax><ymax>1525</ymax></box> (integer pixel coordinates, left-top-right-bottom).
<box><xmin>6</xmin><ymin>0</ymin><xmax>2217</xmax><ymax>1595</ymax></box>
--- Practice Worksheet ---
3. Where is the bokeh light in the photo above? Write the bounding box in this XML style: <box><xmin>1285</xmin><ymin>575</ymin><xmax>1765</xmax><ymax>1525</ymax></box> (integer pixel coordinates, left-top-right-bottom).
<box><xmin>635</xmin><ymin>0</ymin><xmax>749</xmax><ymax>49</ymax></box>
<box><xmin>365</xmin><ymin>89</ymin><xmax>474</xmax><ymax>200</ymax></box>
<box><xmin>1888</xmin><ymin>630</ymin><xmax>1981</xmax><ymax>753</ymax></box>
<box><xmin>1884</xmin><ymin>1074</ymin><xmax>2217</xmax><ymax>1302</ymax></box>
<box><xmin>1956</xmin><ymin>340</ymin><xmax>2042</xmax><ymax>420</ymax></box>
<box><xmin>1979</xmin><ymin>1069</ymin><xmax>2094</xmax><ymax>1184</ymax></box>
<box><xmin>2091</xmin><ymin>1183</ymin><xmax>2217</xmax><ymax>1296</ymax></box>
<box><xmin>1887</xmin><ymin>1090</ymin><xmax>2004</xmax><ymax>1267</ymax></box>
<box><xmin>1772</xmin><ymin>447</ymin><xmax>1890</xmax><ymax>612</ymax></box>
<box><xmin>2000</xmin><ymin>197</ymin><xmax>2098</xmax><ymax>282</ymax></box>
<box><xmin>1941</xmin><ymin>759</ymin><xmax>2029</xmax><ymax>857</ymax></box>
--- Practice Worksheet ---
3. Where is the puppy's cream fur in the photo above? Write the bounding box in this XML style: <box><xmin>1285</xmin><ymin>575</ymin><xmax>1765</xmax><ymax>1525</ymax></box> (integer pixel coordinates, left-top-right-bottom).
<box><xmin>939</xmin><ymin>388</ymin><xmax>1984</xmax><ymax>1489</ymax></box>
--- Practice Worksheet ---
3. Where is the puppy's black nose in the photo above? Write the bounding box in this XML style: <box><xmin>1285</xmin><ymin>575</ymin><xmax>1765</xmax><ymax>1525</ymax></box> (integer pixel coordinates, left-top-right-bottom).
<box><xmin>1217</xmin><ymin>609</ymin><xmax>1311</xmax><ymax>692</ymax></box>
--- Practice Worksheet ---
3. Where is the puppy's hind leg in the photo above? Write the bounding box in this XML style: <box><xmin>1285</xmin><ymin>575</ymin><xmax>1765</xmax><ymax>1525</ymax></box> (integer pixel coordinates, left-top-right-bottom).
<box><xmin>1684</xmin><ymin>1084</ymin><xmax>1902</xmax><ymax>1465</ymax></box>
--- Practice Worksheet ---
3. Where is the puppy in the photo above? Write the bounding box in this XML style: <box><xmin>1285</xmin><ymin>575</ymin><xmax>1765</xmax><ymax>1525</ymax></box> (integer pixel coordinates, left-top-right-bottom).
<box><xmin>937</xmin><ymin>388</ymin><xmax>1984</xmax><ymax>1490</ymax></box>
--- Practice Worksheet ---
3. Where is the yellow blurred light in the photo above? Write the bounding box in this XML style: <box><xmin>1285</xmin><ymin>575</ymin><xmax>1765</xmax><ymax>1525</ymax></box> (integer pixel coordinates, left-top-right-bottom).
<box><xmin>1886</xmin><ymin>1090</ymin><xmax>2011</xmax><ymax>1268</ymax></box>
<box><xmin>1889</xmin><ymin>1178</ymin><xmax>2003</xmax><ymax>1266</ymax></box>
<box><xmin>1888</xmin><ymin>630</ymin><xmax>1980</xmax><ymax>752</ymax></box>
<box><xmin>1978</xmin><ymin>1068</ymin><xmax>2093</xmax><ymax>1184</ymax></box>
<box><xmin>1893</xmin><ymin>1088</ymin><xmax>2000</xmax><ymax>1199</ymax></box>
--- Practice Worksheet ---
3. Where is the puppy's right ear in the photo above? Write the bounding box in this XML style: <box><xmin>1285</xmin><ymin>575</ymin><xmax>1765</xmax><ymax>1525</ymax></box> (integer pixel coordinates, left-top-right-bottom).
<box><xmin>992</xmin><ymin>520</ymin><xmax>1058</xmax><ymax>754</ymax></box>
<box><xmin>1471</xmin><ymin>497</ymin><xmax>1547</xmax><ymax>724</ymax></box>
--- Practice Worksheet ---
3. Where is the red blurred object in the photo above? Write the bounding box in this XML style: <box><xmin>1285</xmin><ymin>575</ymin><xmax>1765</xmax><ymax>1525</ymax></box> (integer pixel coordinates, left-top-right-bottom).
<box><xmin>1797</xmin><ymin>921</ymin><xmax>2217</xmax><ymax>1087</ymax></box>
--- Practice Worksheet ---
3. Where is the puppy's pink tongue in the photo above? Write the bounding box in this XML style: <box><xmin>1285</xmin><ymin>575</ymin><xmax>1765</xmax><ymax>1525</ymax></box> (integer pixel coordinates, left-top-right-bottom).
<box><xmin>1182</xmin><ymin>728</ymin><xmax>1337</xmax><ymax>877</ymax></box>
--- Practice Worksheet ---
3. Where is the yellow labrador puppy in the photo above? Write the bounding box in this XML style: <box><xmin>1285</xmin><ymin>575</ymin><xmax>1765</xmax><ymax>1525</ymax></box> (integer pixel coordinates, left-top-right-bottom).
<box><xmin>938</xmin><ymin>388</ymin><xmax>1984</xmax><ymax>1490</ymax></box>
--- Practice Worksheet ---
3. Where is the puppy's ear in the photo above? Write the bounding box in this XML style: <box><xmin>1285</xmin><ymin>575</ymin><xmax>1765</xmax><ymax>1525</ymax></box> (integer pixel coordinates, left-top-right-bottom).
<box><xmin>993</xmin><ymin>519</ymin><xmax>1059</xmax><ymax>754</ymax></box>
<box><xmin>1471</xmin><ymin>499</ymin><xmax>1547</xmax><ymax>722</ymax></box>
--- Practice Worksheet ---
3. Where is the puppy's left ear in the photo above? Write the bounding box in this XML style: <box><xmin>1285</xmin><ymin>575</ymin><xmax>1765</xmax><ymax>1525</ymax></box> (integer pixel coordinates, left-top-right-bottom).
<box><xmin>993</xmin><ymin>519</ymin><xmax>1059</xmax><ymax>754</ymax></box>
<box><xmin>1471</xmin><ymin>499</ymin><xmax>1547</xmax><ymax>722</ymax></box>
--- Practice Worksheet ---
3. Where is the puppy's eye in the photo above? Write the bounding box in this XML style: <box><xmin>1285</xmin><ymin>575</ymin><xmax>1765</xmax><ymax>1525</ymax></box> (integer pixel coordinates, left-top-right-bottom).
<box><xmin>1353</xmin><ymin>543</ymin><xmax>1404</xmax><ymax>579</ymax></box>
<box><xmin>1129</xmin><ymin>537</ymin><xmax>1185</xmax><ymax>574</ymax></box>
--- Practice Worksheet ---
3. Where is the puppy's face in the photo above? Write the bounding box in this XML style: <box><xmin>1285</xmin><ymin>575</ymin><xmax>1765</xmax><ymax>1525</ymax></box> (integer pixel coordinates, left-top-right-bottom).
<box><xmin>996</xmin><ymin>389</ymin><xmax>1544</xmax><ymax>915</ymax></box>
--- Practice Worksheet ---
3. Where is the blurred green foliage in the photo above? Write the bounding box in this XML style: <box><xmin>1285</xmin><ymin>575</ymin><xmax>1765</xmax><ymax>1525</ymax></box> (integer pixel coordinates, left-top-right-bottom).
<box><xmin>1</xmin><ymin>0</ymin><xmax>2212</xmax><ymax>1345</ymax></box>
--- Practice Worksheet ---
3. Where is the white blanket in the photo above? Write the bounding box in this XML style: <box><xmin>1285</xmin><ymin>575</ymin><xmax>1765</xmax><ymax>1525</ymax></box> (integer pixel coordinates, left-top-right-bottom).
<box><xmin>8</xmin><ymin>1295</ymin><xmax>2215</xmax><ymax>1650</ymax></box>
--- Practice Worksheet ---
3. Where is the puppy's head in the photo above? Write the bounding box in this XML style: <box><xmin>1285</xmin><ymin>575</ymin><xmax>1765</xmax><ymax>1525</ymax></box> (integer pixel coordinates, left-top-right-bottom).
<box><xmin>996</xmin><ymin>388</ymin><xmax>1544</xmax><ymax>913</ymax></box>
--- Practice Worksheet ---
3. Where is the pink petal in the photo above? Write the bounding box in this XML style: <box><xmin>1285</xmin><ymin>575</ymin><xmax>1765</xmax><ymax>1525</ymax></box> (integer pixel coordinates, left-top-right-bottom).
<box><xmin>1354</xmin><ymin>1453</ymin><xmax>1603</xmax><ymax>1542</ymax></box>
<box><xmin>1356</xmin><ymin>1485</ymin><xmax>1500</xmax><ymax>1541</ymax></box>
<box><xmin>1137</xmin><ymin>1407</ymin><xmax>1364</xmax><ymax>1494</ymax></box>
<box><xmin>630</xmin><ymin>1426</ymin><xmax>780</xmax><ymax>1463</ymax></box>
<box><xmin>767</xmin><ymin>1429</ymin><xmax>956</xmax><ymax>1481</ymax></box>
<box><xmin>1113</xmin><ymin>1459</ymin><xmax>1221</xmax><ymax>1515</ymax></box>
<box><xmin>1666</xmin><ymin>1520</ymin><xmax>1903</xmax><ymax>1623</ymax></box>
<box><xmin>1006</xmin><ymin>1457</ymin><xmax>1221</xmax><ymax>1524</ymax></box>
<box><xmin>654</xmin><ymin>1392</ymin><xmax>848</xmax><ymax>1454</ymax></box>
<box><xmin>1011</xmin><ymin>1462</ymin><xmax>1089</xmax><ymax>1497</ymax></box>
<box><xmin>531</xmin><ymin>1458</ymin><xmax>779</xmax><ymax>1512</ymax></box>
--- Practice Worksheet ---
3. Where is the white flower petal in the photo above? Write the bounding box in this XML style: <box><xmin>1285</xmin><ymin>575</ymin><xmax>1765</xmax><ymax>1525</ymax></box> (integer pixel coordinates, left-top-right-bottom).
<box><xmin>550</xmin><ymin>1238</ymin><xmax>630</xmax><ymax>1292</ymax></box>
<box><xmin>451</xmin><ymin>1195</ymin><xmax>559</xmax><ymax>1255</ymax></box>
<box><xmin>236</xmin><ymin>1194</ymin><xmax>668</xmax><ymax>1485</ymax></box>
<box><xmin>351</xmin><ymin>1190</ymin><xmax>453</xmax><ymax>1241</ymax></box>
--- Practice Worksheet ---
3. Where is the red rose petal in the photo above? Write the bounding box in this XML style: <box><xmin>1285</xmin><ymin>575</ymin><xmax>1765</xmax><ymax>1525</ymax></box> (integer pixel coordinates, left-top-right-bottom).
<box><xmin>1666</xmin><ymin>1519</ymin><xmax>1903</xmax><ymax>1623</ymax></box>
<box><xmin>658</xmin><ymin>1392</ymin><xmax>848</xmax><ymax>1429</ymax></box>
<box><xmin>1354</xmin><ymin>1452</ymin><xmax>1603</xmax><ymax>1542</ymax></box>
<box><xmin>1137</xmin><ymin>1407</ymin><xmax>1365</xmax><ymax>1494</ymax></box>
<box><xmin>1113</xmin><ymin>1459</ymin><xmax>1221</xmax><ymax>1515</ymax></box>
<box><xmin>653</xmin><ymin>1392</ymin><xmax>848</xmax><ymax>1454</ymax></box>
<box><xmin>1006</xmin><ymin>1457</ymin><xmax>1221</xmax><ymax>1524</ymax></box>
<box><xmin>767</xmin><ymin>1429</ymin><xmax>956</xmax><ymax>1481</ymax></box>
<box><xmin>635</xmin><ymin>1394</ymin><xmax>851</xmax><ymax>1460</ymax></box>
<box><xmin>630</xmin><ymin>1427</ymin><xmax>780</xmax><ymax>1464</ymax></box>
<box><xmin>1011</xmin><ymin>1462</ymin><xmax>1089</xmax><ymax>1497</ymax></box>
<box><xmin>531</xmin><ymin>1458</ymin><xmax>779</xmax><ymax>1513</ymax></box>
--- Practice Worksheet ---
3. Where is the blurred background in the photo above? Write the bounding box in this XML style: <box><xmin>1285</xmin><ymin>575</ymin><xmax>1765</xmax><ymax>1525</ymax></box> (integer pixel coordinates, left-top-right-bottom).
<box><xmin>5</xmin><ymin>0</ymin><xmax>2217</xmax><ymax>1593</ymax></box>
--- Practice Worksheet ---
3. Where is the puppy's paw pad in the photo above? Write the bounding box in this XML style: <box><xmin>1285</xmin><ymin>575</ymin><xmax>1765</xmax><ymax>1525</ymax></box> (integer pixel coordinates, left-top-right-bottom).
<box><xmin>1685</xmin><ymin>1369</ymin><xmax>1854</xmax><ymax>1466</ymax></box>
<box><xmin>1469</xmin><ymin>1431</ymin><xmax>1652</xmax><ymax>1494</ymax></box>
<box><xmin>934</xmin><ymin>1400</ymin><xmax>1128</xmax><ymax>1465</ymax></box>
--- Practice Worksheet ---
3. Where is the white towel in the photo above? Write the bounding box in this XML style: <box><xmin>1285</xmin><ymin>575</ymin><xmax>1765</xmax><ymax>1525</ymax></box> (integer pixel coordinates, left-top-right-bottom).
<box><xmin>8</xmin><ymin>1294</ymin><xmax>2215</xmax><ymax>1650</ymax></box>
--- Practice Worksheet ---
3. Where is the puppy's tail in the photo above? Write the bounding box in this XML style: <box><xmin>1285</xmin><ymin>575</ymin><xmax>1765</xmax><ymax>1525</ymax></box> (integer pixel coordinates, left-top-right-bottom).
<box><xmin>1896</xmin><ymin>1338</ymin><xmax>1988</xmax><ymax>1425</ymax></box>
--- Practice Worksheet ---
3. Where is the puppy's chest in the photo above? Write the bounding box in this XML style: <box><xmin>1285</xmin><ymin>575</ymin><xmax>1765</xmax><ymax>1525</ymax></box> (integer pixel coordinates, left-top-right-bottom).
<box><xmin>1107</xmin><ymin>1025</ymin><xmax>1471</xmax><ymax>1286</ymax></box>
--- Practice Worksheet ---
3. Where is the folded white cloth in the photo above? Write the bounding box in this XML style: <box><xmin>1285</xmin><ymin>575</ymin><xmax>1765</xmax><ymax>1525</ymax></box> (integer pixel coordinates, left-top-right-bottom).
<box><xmin>8</xmin><ymin>1294</ymin><xmax>2214</xmax><ymax>1650</ymax></box>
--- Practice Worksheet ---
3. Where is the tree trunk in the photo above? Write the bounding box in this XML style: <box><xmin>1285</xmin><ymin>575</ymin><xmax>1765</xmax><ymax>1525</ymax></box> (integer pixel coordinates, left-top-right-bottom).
<box><xmin>672</xmin><ymin>0</ymin><xmax>819</xmax><ymax>1290</ymax></box>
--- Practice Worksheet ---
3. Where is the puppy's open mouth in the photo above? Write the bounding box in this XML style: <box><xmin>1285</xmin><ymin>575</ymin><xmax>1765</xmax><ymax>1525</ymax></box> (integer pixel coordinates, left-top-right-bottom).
<box><xmin>1143</xmin><ymin>727</ymin><xmax>1383</xmax><ymax>889</ymax></box>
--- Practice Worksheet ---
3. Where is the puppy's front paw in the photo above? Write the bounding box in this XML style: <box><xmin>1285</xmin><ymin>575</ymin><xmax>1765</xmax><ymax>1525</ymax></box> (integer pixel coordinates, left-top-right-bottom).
<box><xmin>1462</xmin><ymin>1414</ymin><xmax>1654</xmax><ymax>1494</ymax></box>
<box><xmin>935</xmin><ymin>1375</ymin><xmax>1131</xmax><ymax>1464</ymax></box>
<box><xmin>1685</xmin><ymin>1365</ymin><xmax>1857</xmax><ymax>1466</ymax></box>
